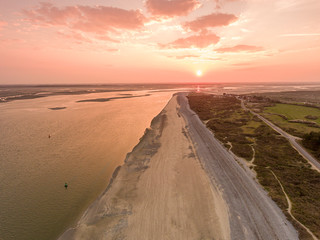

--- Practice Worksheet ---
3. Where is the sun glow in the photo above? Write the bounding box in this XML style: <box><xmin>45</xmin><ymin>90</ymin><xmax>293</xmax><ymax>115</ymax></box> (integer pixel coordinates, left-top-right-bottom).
<box><xmin>196</xmin><ymin>70</ymin><xmax>202</xmax><ymax>77</ymax></box>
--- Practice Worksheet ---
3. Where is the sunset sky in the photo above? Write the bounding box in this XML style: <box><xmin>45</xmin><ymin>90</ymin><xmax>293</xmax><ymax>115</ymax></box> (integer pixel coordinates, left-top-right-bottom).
<box><xmin>0</xmin><ymin>0</ymin><xmax>319</xmax><ymax>84</ymax></box>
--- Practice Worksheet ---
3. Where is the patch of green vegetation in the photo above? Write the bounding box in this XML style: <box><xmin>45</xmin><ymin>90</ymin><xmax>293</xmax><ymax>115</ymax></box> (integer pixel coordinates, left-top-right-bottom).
<box><xmin>262</xmin><ymin>103</ymin><xmax>320</xmax><ymax>138</ymax></box>
<box><xmin>302</xmin><ymin>132</ymin><xmax>320</xmax><ymax>159</ymax></box>
<box><xmin>188</xmin><ymin>93</ymin><xmax>320</xmax><ymax>240</ymax></box>
<box><xmin>245</xmin><ymin>96</ymin><xmax>320</xmax><ymax>162</ymax></box>
<box><xmin>241</xmin><ymin>118</ymin><xmax>262</xmax><ymax>134</ymax></box>
<box><xmin>261</xmin><ymin>114</ymin><xmax>317</xmax><ymax>137</ymax></box>
<box><xmin>265</xmin><ymin>104</ymin><xmax>320</xmax><ymax>124</ymax></box>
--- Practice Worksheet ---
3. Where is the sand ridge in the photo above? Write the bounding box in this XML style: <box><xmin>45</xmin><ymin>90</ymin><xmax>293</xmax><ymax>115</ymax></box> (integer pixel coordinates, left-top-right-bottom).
<box><xmin>58</xmin><ymin>95</ymin><xmax>230</xmax><ymax>240</ymax></box>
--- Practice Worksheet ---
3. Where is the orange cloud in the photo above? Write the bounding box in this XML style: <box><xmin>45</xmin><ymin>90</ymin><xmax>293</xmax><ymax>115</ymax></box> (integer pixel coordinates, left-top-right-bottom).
<box><xmin>57</xmin><ymin>30</ymin><xmax>120</xmax><ymax>44</ymax></box>
<box><xmin>23</xmin><ymin>3</ymin><xmax>147</xmax><ymax>34</ymax></box>
<box><xmin>184</xmin><ymin>13</ymin><xmax>238</xmax><ymax>32</ymax></box>
<box><xmin>215</xmin><ymin>44</ymin><xmax>263</xmax><ymax>53</ymax></box>
<box><xmin>161</xmin><ymin>33</ymin><xmax>220</xmax><ymax>48</ymax></box>
<box><xmin>146</xmin><ymin>0</ymin><xmax>200</xmax><ymax>18</ymax></box>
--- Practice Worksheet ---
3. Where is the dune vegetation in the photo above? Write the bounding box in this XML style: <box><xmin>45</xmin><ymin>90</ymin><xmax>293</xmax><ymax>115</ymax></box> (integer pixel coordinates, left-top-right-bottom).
<box><xmin>302</xmin><ymin>131</ymin><xmax>320</xmax><ymax>159</ymax></box>
<box><xmin>244</xmin><ymin>94</ymin><xmax>320</xmax><ymax>163</ymax></box>
<box><xmin>188</xmin><ymin>93</ymin><xmax>320</xmax><ymax>240</ymax></box>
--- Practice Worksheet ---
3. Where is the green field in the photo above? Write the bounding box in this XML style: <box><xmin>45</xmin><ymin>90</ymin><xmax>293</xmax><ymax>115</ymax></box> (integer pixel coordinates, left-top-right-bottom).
<box><xmin>263</xmin><ymin>104</ymin><xmax>320</xmax><ymax>137</ymax></box>
<box><xmin>262</xmin><ymin>114</ymin><xmax>318</xmax><ymax>136</ymax></box>
<box><xmin>265</xmin><ymin>104</ymin><xmax>320</xmax><ymax>123</ymax></box>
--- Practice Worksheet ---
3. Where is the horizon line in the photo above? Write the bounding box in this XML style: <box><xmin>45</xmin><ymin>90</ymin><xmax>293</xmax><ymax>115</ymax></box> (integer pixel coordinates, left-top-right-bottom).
<box><xmin>1</xmin><ymin>81</ymin><xmax>320</xmax><ymax>87</ymax></box>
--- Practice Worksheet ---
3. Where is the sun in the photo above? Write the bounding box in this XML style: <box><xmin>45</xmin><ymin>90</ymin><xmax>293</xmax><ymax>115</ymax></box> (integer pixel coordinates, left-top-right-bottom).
<box><xmin>196</xmin><ymin>70</ymin><xmax>202</xmax><ymax>77</ymax></box>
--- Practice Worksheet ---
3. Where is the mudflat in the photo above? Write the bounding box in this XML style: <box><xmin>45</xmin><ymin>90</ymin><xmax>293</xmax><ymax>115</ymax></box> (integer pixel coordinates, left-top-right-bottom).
<box><xmin>59</xmin><ymin>95</ymin><xmax>229</xmax><ymax>240</ymax></box>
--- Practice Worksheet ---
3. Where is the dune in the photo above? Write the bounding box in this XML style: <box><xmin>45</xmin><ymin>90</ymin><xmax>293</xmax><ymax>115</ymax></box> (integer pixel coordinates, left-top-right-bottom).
<box><xmin>58</xmin><ymin>94</ymin><xmax>229</xmax><ymax>240</ymax></box>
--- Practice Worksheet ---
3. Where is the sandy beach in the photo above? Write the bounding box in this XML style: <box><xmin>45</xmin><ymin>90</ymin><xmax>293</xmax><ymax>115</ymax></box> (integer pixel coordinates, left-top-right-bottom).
<box><xmin>59</xmin><ymin>94</ymin><xmax>230</xmax><ymax>240</ymax></box>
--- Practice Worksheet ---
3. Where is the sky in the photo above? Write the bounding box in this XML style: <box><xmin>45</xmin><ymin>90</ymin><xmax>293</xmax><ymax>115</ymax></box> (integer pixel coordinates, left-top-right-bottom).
<box><xmin>0</xmin><ymin>0</ymin><xmax>319</xmax><ymax>84</ymax></box>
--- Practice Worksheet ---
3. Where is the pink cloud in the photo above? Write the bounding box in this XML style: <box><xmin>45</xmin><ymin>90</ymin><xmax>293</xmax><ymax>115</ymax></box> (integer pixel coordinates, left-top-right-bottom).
<box><xmin>57</xmin><ymin>31</ymin><xmax>92</xmax><ymax>44</ymax></box>
<box><xmin>215</xmin><ymin>45</ymin><xmax>263</xmax><ymax>53</ymax></box>
<box><xmin>184</xmin><ymin>13</ymin><xmax>238</xmax><ymax>32</ymax></box>
<box><xmin>161</xmin><ymin>33</ymin><xmax>220</xmax><ymax>48</ymax></box>
<box><xmin>23</xmin><ymin>3</ymin><xmax>147</xmax><ymax>34</ymax></box>
<box><xmin>146</xmin><ymin>0</ymin><xmax>200</xmax><ymax>18</ymax></box>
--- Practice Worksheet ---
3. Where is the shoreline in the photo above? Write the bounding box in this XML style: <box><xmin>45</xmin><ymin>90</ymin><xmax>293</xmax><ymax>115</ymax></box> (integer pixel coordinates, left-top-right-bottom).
<box><xmin>58</xmin><ymin>93</ymin><xmax>230</xmax><ymax>240</ymax></box>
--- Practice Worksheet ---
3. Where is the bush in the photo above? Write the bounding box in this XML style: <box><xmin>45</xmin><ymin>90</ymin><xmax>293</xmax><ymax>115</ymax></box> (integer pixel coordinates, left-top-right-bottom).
<box><xmin>302</xmin><ymin>131</ymin><xmax>320</xmax><ymax>151</ymax></box>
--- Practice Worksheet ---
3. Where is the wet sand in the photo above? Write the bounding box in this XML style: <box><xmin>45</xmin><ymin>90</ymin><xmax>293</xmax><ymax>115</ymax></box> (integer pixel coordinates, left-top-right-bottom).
<box><xmin>59</xmin><ymin>95</ymin><xmax>230</xmax><ymax>239</ymax></box>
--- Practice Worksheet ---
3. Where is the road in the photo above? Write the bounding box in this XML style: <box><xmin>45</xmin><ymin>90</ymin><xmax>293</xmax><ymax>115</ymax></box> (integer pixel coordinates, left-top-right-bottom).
<box><xmin>177</xmin><ymin>93</ymin><xmax>299</xmax><ymax>240</ymax></box>
<box><xmin>240</xmin><ymin>99</ymin><xmax>320</xmax><ymax>173</ymax></box>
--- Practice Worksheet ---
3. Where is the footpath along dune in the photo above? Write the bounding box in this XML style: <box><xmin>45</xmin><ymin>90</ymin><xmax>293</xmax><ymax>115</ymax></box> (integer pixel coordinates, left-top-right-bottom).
<box><xmin>59</xmin><ymin>94</ymin><xmax>230</xmax><ymax>240</ymax></box>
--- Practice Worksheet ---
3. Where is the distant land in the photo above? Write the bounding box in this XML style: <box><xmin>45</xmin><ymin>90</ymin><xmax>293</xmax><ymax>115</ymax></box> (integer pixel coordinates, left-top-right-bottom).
<box><xmin>1</xmin><ymin>82</ymin><xmax>320</xmax><ymax>103</ymax></box>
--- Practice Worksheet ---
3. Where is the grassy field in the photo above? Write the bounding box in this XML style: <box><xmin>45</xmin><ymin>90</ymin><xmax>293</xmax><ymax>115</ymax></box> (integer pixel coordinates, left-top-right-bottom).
<box><xmin>246</xmin><ymin>91</ymin><xmax>320</xmax><ymax>138</ymax></box>
<box><xmin>261</xmin><ymin>113</ymin><xmax>319</xmax><ymax>137</ymax></box>
<box><xmin>188</xmin><ymin>93</ymin><xmax>320</xmax><ymax>240</ymax></box>
<box><xmin>265</xmin><ymin>104</ymin><xmax>320</xmax><ymax>124</ymax></box>
<box><xmin>245</xmin><ymin>95</ymin><xmax>320</xmax><ymax>162</ymax></box>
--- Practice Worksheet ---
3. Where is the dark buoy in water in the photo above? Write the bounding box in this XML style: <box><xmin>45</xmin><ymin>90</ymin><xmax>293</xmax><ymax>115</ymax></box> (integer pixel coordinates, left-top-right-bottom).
<box><xmin>64</xmin><ymin>182</ymin><xmax>68</xmax><ymax>189</ymax></box>
<box><xmin>48</xmin><ymin>134</ymin><xmax>51</xmax><ymax>139</ymax></box>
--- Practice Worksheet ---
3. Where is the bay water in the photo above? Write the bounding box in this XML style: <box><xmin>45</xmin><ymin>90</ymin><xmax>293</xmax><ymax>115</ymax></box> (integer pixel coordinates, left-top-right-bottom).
<box><xmin>0</xmin><ymin>89</ymin><xmax>172</xmax><ymax>240</ymax></box>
